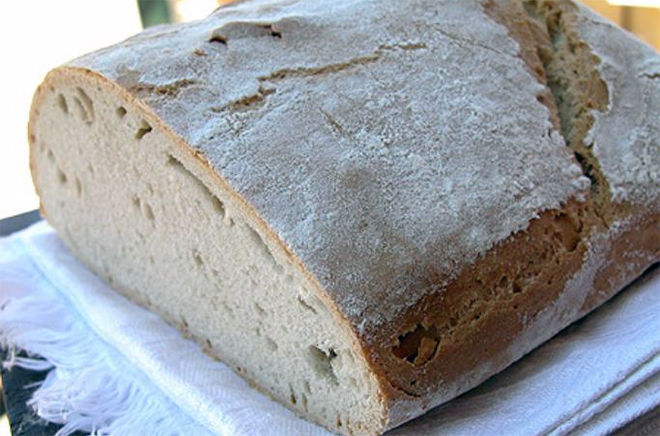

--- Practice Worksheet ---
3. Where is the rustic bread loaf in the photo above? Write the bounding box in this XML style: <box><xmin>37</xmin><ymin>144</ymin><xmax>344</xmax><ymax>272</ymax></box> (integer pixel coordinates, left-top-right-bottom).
<box><xmin>28</xmin><ymin>0</ymin><xmax>659</xmax><ymax>434</ymax></box>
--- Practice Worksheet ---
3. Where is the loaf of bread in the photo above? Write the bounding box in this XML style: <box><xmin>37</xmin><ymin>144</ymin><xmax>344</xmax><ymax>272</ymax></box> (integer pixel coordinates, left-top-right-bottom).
<box><xmin>28</xmin><ymin>0</ymin><xmax>659</xmax><ymax>434</ymax></box>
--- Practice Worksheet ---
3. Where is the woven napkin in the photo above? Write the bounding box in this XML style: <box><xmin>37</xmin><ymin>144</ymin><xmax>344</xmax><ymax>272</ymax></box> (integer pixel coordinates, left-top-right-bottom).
<box><xmin>0</xmin><ymin>221</ymin><xmax>658</xmax><ymax>436</ymax></box>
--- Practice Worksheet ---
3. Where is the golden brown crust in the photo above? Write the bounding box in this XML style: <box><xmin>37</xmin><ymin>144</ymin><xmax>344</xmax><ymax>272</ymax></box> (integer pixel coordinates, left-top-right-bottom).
<box><xmin>367</xmin><ymin>199</ymin><xmax>596</xmax><ymax>394</ymax></box>
<box><xmin>369</xmin><ymin>200</ymin><xmax>658</xmax><ymax>429</ymax></box>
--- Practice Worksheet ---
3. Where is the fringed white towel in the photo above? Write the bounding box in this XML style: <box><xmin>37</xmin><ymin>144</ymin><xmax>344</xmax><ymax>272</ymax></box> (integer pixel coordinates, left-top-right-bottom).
<box><xmin>0</xmin><ymin>221</ymin><xmax>659</xmax><ymax>436</ymax></box>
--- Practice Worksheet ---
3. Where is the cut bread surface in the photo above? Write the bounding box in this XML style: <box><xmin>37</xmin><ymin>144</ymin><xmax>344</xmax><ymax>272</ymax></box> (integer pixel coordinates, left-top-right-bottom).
<box><xmin>30</xmin><ymin>71</ymin><xmax>384</xmax><ymax>435</ymax></box>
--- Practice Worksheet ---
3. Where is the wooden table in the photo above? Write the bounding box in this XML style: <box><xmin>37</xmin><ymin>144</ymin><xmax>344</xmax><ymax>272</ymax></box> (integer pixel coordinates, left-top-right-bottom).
<box><xmin>0</xmin><ymin>210</ymin><xmax>657</xmax><ymax>435</ymax></box>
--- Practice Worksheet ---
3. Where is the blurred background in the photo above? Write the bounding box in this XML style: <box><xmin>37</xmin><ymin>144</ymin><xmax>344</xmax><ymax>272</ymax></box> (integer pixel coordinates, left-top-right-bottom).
<box><xmin>0</xmin><ymin>0</ymin><xmax>659</xmax><ymax>221</ymax></box>
<box><xmin>0</xmin><ymin>1</ymin><xmax>658</xmax><ymax>435</ymax></box>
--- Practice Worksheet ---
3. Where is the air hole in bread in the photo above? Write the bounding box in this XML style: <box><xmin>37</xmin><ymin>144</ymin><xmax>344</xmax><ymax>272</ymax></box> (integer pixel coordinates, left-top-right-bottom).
<box><xmin>136</xmin><ymin>120</ymin><xmax>153</xmax><ymax>140</ymax></box>
<box><xmin>166</xmin><ymin>154</ymin><xmax>181</xmax><ymax>166</ymax></box>
<box><xmin>210</xmin><ymin>196</ymin><xmax>225</xmax><ymax>216</ymax></box>
<box><xmin>336</xmin><ymin>415</ymin><xmax>343</xmax><ymax>428</ymax></box>
<box><xmin>56</xmin><ymin>168</ymin><xmax>67</xmax><ymax>184</ymax></box>
<box><xmin>47</xmin><ymin>149</ymin><xmax>55</xmax><ymax>163</ymax></box>
<box><xmin>166</xmin><ymin>154</ymin><xmax>227</xmax><ymax>218</ymax></box>
<box><xmin>73</xmin><ymin>88</ymin><xmax>94</xmax><ymax>124</ymax></box>
<box><xmin>265</xmin><ymin>336</ymin><xmax>278</xmax><ymax>351</ymax></box>
<box><xmin>57</xmin><ymin>94</ymin><xmax>69</xmax><ymax>114</ymax></box>
<box><xmin>344</xmin><ymin>419</ymin><xmax>353</xmax><ymax>428</ymax></box>
<box><xmin>73</xmin><ymin>98</ymin><xmax>88</xmax><ymax>124</ymax></box>
<box><xmin>261</xmin><ymin>24</ymin><xmax>282</xmax><ymax>39</ymax></box>
<box><xmin>301</xmin><ymin>393</ymin><xmax>308</xmax><ymax>411</ymax></box>
<box><xmin>209</xmin><ymin>33</ymin><xmax>227</xmax><ymax>45</ymax></box>
<box><xmin>144</xmin><ymin>203</ymin><xmax>155</xmax><ymax>221</ymax></box>
<box><xmin>75</xmin><ymin>178</ymin><xmax>82</xmax><ymax>197</ymax></box>
<box><xmin>308</xmin><ymin>346</ymin><xmax>339</xmax><ymax>386</ymax></box>
<box><xmin>132</xmin><ymin>195</ymin><xmax>141</xmax><ymax>211</ymax></box>
<box><xmin>116</xmin><ymin>106</ymin><xmax>127</xmax><ymax>118</ymax></box>
<box><xmin>255</xmin><ymin>302</ymin><xmax>266</xmax><ymax>316</ymax></box>
<box><xmin>192</xmin><ymin>250</ymin><xmax>204</xmax><ymax>267</ymax></box>
<box><xmin>393</xmin><ymin>324</ymin><xmax>438</xmax><ymax>365</ymax></box>
<box><xmin>297</xmin><ymin>295</ymin><xmax>318</xmax><ymax>314</ymax></box>
<box><xmin>290</xmin><ymin>390</ymin><xmax>297</xmax><ymax>404</ymax></box>
<box><xmin>247</xmin><ymin>227</ymin><xmax>275</xmax><ymax>262</ymax></box>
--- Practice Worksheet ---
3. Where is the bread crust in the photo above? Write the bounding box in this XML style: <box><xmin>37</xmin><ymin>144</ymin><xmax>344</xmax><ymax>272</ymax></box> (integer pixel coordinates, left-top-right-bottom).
<box><xmin>370</xmin><ymin>203</ymin><xmax>658</xmax><ymax>430</ymax></box>
<box><xmin>28</xmin><ymin>0</ymin><xmax>659</xmax><ymax>434</ymax></box>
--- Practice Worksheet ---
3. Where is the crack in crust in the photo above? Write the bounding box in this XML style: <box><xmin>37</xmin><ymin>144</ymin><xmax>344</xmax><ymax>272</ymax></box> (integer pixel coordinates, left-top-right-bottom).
<box><xmin>210</xmin><ymin>42</ymin><xmax>428</xmax><ymax>115</ymax></box>
<box><xmin>522</xmin><ymin>0</ymin><xmax>612</xmax><ymax>221</ymax></box>
<box><xmin>641</xmin><ymin>72</ymin><xmax>660</xmax><ymax>80</ymax></box>
<box><xmin>258</xmin><ymin>42</ymin><xmax>428</xmax><ymax>82</ymax></box>
<box><xmin>128</xmin><ymin>79</ymin><xmax>198</xmax><ymax>97</ymax></box>
<box><xmin>487</xmin><ymin>0</ymin><xmax>613</xmax><ymax>222</ymax></box>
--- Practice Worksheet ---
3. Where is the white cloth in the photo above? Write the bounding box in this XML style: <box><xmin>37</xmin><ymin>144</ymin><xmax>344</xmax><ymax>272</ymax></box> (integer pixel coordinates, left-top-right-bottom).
<box><xmin>0</xmin><ymin>221</ymin><xmax>658</xmax><ymax>436</ymax></box>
